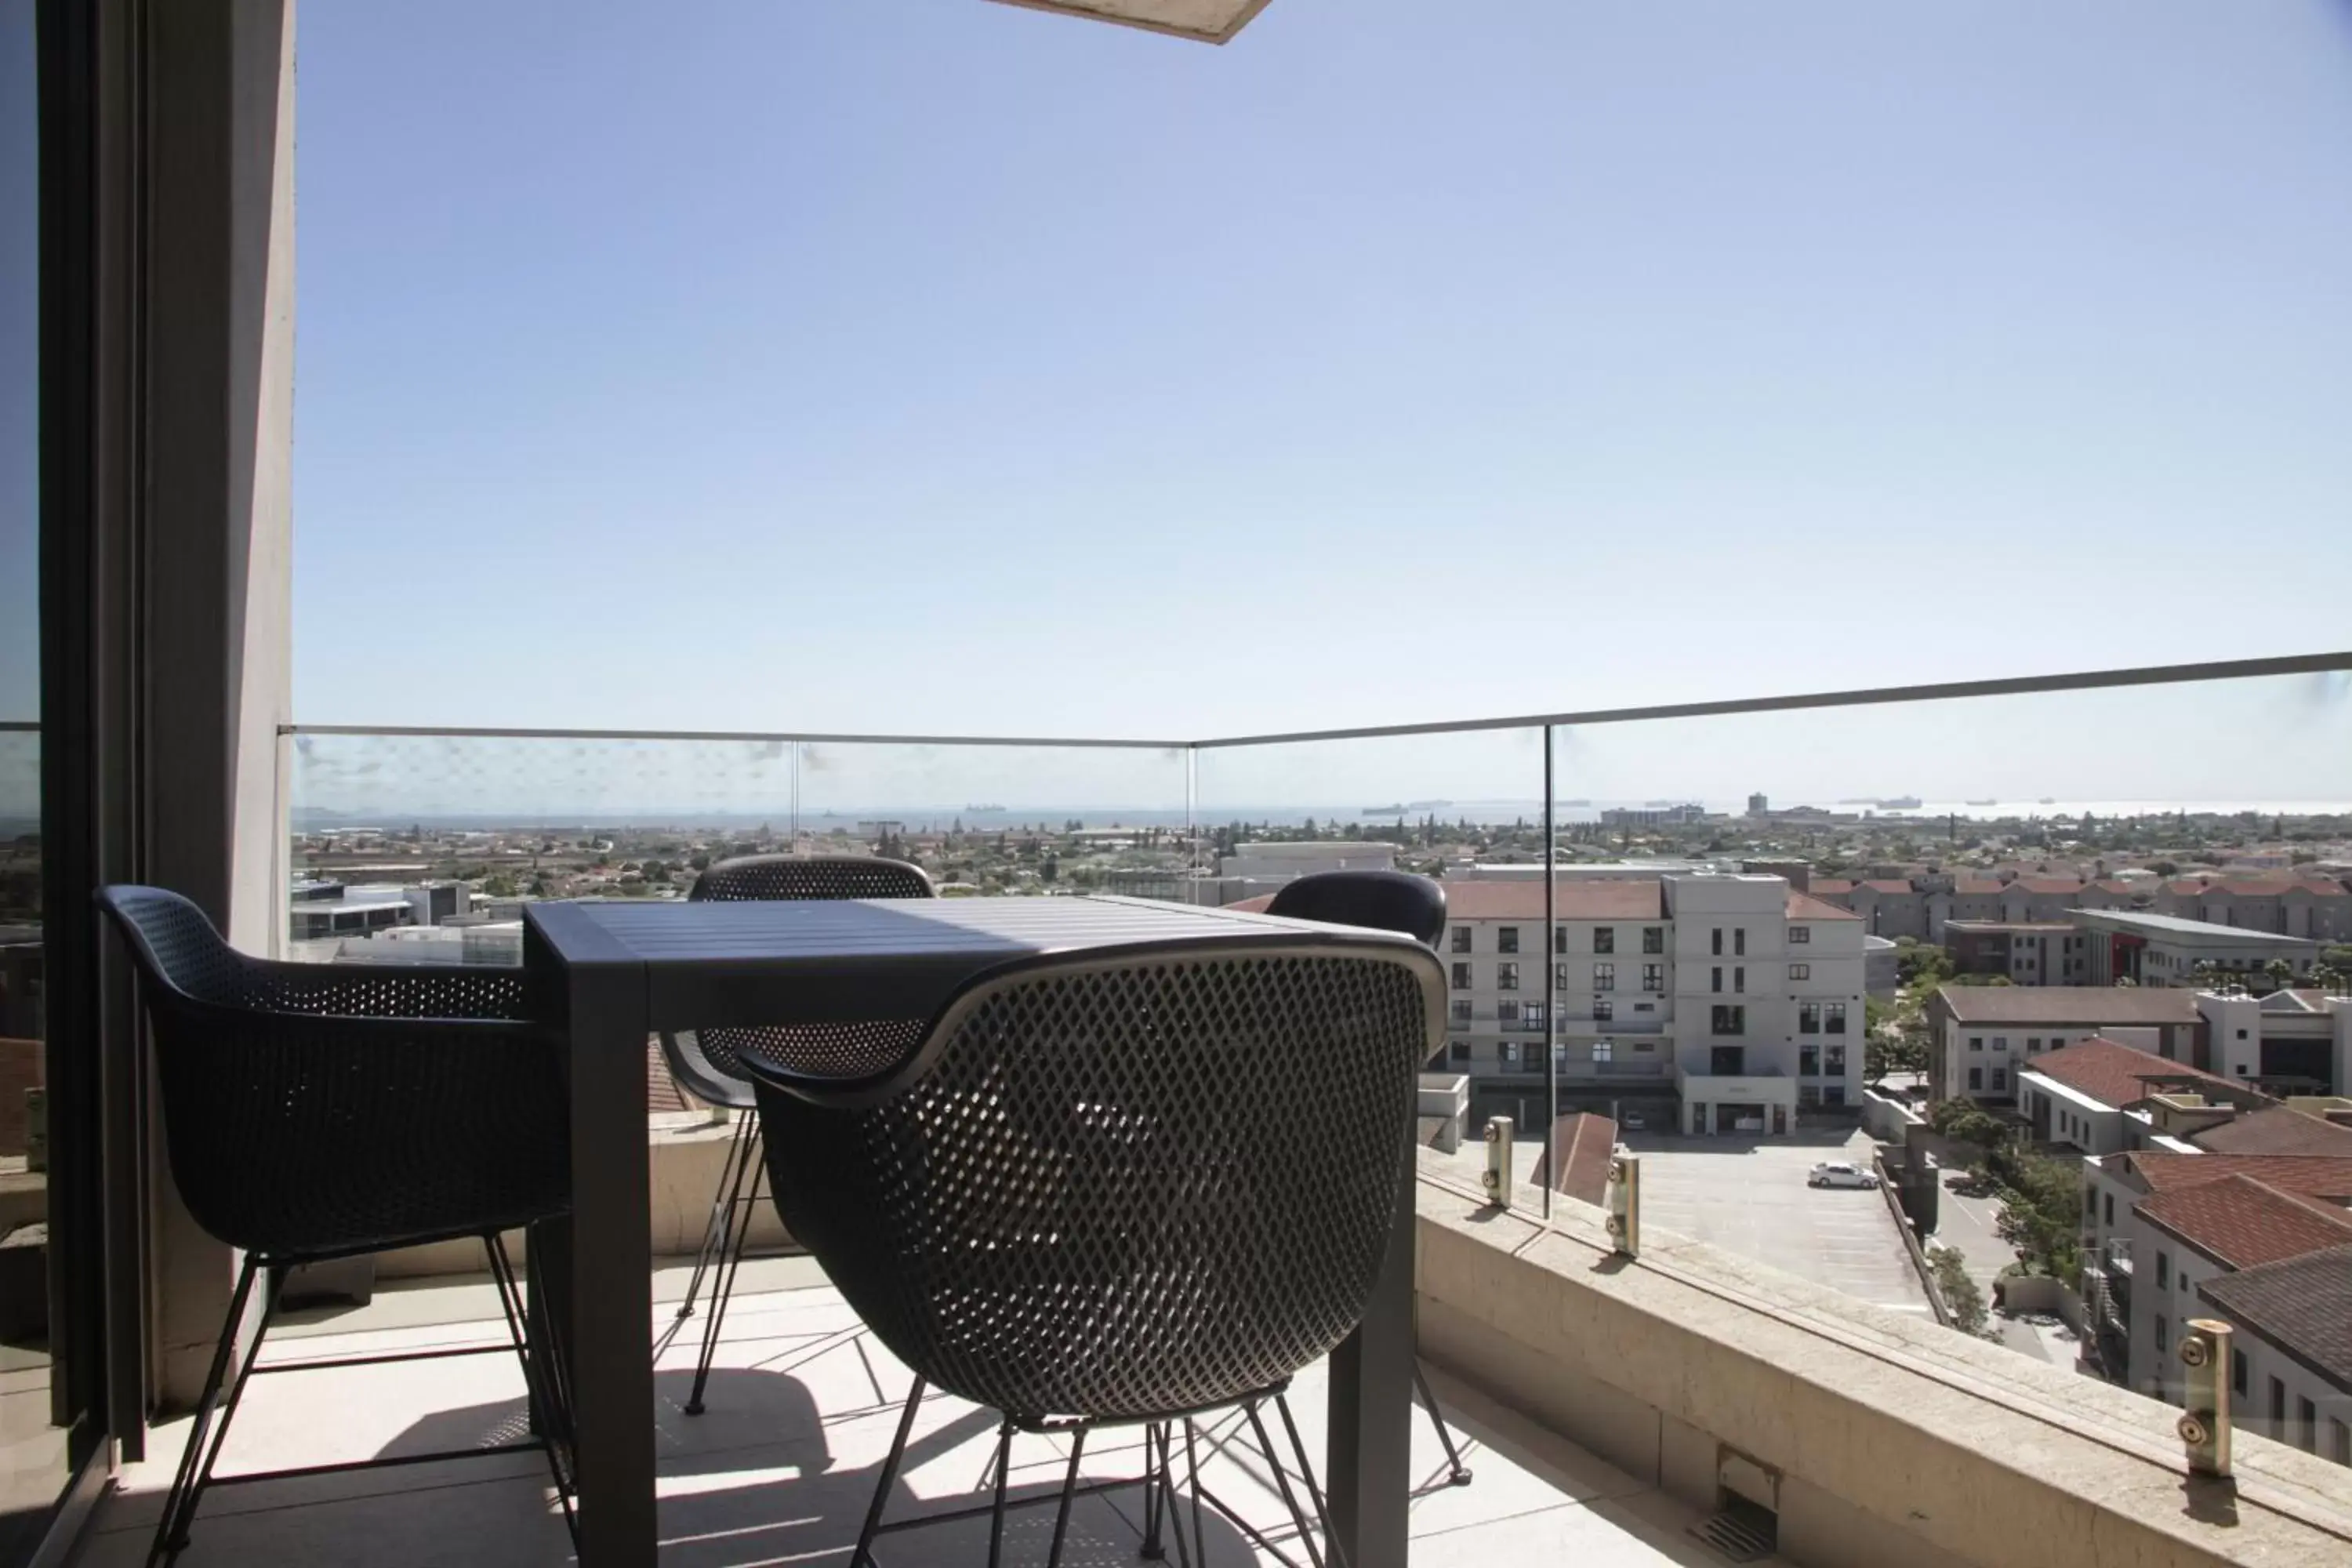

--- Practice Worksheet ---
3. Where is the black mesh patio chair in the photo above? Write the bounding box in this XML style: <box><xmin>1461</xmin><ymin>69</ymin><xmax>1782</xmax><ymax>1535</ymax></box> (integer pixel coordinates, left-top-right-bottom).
<box><xmin>96</xmin><ymin>885</ymin><xmax>574</xmax><ymax>1566</ymax></box>
<box><xmin>659</xmin><ymin>853</ymin><xmax>935</xmax><ymax>1414</ymax></box>
<box><xmin>1266</xmin><ymin>871</ymin><xmax>1472</xmax><ymax>1487</ymax></box>
<box><xmin>746</xmin><ymin>935</ymin><xmax>1445</xmax><ymax>1568</ymax></box>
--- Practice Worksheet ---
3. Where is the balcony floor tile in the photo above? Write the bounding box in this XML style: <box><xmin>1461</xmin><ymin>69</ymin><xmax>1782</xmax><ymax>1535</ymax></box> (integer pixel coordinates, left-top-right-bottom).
<box><xmin>84</xmin><ymin>1269</ymin><xmax>1779</xmax><ymax>1566</ymax></box>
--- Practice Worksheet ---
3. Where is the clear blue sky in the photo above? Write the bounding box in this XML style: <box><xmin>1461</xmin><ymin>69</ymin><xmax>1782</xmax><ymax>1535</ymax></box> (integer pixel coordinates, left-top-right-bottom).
<box><xmin>259</xmin><ymin>3</ymin><xmax>2352</xmax><ymax>802</ymax></box>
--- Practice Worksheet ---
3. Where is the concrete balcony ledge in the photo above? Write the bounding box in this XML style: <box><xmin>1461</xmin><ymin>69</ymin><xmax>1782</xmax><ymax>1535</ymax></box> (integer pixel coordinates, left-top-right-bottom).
<box><xmin>1412</xmin><ymin>1149</ymin><xmax>2352</xmax><ymax>1568</ymax></box>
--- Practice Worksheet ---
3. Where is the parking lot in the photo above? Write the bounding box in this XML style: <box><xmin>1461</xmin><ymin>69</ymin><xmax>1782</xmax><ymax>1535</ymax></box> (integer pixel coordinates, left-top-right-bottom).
<box><xmin>1616</xmin><ymin>1128</ymin><xmax>1933</xmax><ymax>1314</ymax></box>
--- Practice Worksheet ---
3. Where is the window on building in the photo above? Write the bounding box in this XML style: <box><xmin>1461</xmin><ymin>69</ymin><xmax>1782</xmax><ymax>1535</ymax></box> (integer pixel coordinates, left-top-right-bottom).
<box><xmin>1991</xmin><ymin>1068</ymin><xmax>2007</xmax><ymax>1091</ymax></box>
<box><xmin>1449</xmin><ymin>1040</ymin><xmax>1470</xmax><ymax>1063</ymax></box>
<box><xmin>1799</xmin><ymin>1002</ymin><xmax>1822</xmax><ymax>1033</ymax></box>
<box><xmin>1824</xmin><ymin>1084</ymin><xmax>1846</xmax><ymax>1107</ymax></box>
<box><xmin>1452</xmin><ymin>962</ymin><xmax>1472</xmax><ymax>989</ymax></box>
<box><xmin>2154</xmin><ymin>1252</ymin><xmax>2169</xmax><ymax>1290</ymax></box>
<box><xmin>1711</xmin><ymin>1004</ymin><xmax>1745</xmax><ymax>1035</ymax></box>
<box><xmin>1450</xmin><ymin>999</ymin><xmax>1473</xmax><ymax>1027</ymax></box>
<box><xmin>2232</xmin><ymin>1348</ymin><xmax>2248</xmax><ymax>1399</ymax></box>
<box><xmin>1798</xmin><ymin>1084</ymin><xmax>1823</xmax><ymax>1107</ymax></box>
<box><xmin>1789</xmin><ymin>926</ymin><xmax>1810</xmax><ymax>944</ymax></box>
<box><xmin>1642</xmin><ymin>964</ymin><xmax>1664</xmax><ymax>992</ymax></box>
<box><xmin>1524</xmin><ymin>1003</ymin><xmax>1547</xmax><ymax>1033</ymax></box>
<box><xmin>2331</xmin><ymin>1419</ymin><xmax>2350</xmax><ymax>1466</ymax></box>
<box><xmin>1497</xmin><ymin>1000</ymin><xmax>1520</xmax><ymax>1029</ymax></box>
<box><xmin>1555</xmin><ymin>963</ymin><xmax>1570</xmax><ymax>993</ymax></box>
<box><xmin>1498</xmin><ymin>1042</ymin><xmax>1518</xmax><ymax>1066</ymax></box>
<box><xmin>1593</xmin><ymin>927</ymin><xmax>1615</xmax><ymax>954</ymax></box>
<box><xmin>1734</xmin><ymin>928</ymin><xmax>1747</xmax><ymax>956</ymax></box>
<box><xmin>1711</xmin><ymin>928</ymin><xmax>1723</xmax><ymax>956</ymax></box>
<box><xmin>1555</xmin><ymin>926</ymin><xmax>1568</xmax><ymax>954</ymax></box>
<box><xmin>1498</xmin><ymin>926</ymin><xmax>1520</xmax><ymax>954</ymax></box>
<box><xmin>1733</xmin><ymin>967</ymin><xmax>1745</xmax><ymax>993</ymax></box>
<box><xmin>1969</xmin><ymin>1066</ymin><xmax>1984</xmax><ymax>1091</ymax></box>
<box><xmin>1593</xmin><ymin>1038</ymin><xmax>1613</xmax><ymax>1063</ymax></box>
<box><xmin>1711</xmin><ymin>966</ymin><xmax>1724</xmax><ymax>993</ymax></box>
<box><xmin>1497</xmin><ymin>962</ymin><xmax>1519</xmax><ymax>992</ymax></box>
<box><xmin>1826</xmin><ymin>1002</ymin><xmax>1847</xmax><ymax>1034</ymax></box>
<box><xmin>1553</xmin><ymin>1042</ymin><xmax>1570</xmax><ymax>1069</ymax></box>
<box><xmin>1825</xmin><ymin>1045</ymin><xmax>1846</xmax><ymax>1076</ymax></box>
<box><xmin>1593</xmin><ymin>998</ymin><xmax>1613</xmax><ymax>1023</ymax></box>
<box><xmin>2027</xmin><ymin>1036</ymin><xmax>2042</xmax><ymax>1053</ymax></box>
<box><xmin>1592</xmin><ymin>963</ymin><xmax>1613</xmax><ymax>992</ymax></box>
<box><xmin>1992</xmin><ymin>1035</ymin><xmax>2007</xmax><ymax>1051</ymax></box>
<box><xmin>1969</xmin><ymin>1036</ymin><xmax>1984</xmax><ymax>1052</ymax></box>
<box><xmin>1642</xmin><ymin>927</ymin><xmax>1664</xmax><ymax>954</ymax></box>
<box><xmin>1451</xmin><ymin>926</ymin><xmax>1472</xmax><ymax>954</ymax></box>
<box><xmin>2084</xmin><ymin>1186</ymin><xmax>2097</xmax><ymax>1220</ymax></box>
<box><xmin>2104</xmin><ymin>1193</ymin><xmax>2114</xmax><ymax>1227</ymax></box>
<box><xmin>2271</xmin><ymin>1377</ymin><xmax>2287</xmax><ymax>1431</ymax></box>
<box><xmin>2154</xmin><ymin>1316</ymin><xmax>2168</xmax><ymax>1357</ymax></box>
<box><xmin>2297</xmin><ymin>1397</ymin><xmax>2317</xmax><ymax>1453</ymax></box>
<box><xmin>1788</xmin><ymin>963</ymin><xmax>1810</xmax><ymax>981</ymax></box>
<box><xmin>1799</xmin><ymin>1045</ymin><xmax>1820</xmax><ymax>1076</ymax></box>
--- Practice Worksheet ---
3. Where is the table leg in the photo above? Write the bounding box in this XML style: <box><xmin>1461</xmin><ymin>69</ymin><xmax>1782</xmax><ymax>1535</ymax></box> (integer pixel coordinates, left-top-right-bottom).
<box><xmin>564</xmin><ymin>964</ymin><xmax>657</xmax><ymax>1565</ymax></box>
<box><xmin>1327</xmin><ymin>1143</ymin><xmax>1414</xmax><ymax>1568</ymax></box>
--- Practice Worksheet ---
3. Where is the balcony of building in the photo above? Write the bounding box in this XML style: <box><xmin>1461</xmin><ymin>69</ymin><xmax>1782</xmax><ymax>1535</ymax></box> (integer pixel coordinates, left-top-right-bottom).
<box><xmin>60</xmin><ymin>1157</ymin><xmax>2352</xmax><ymax>1568</ymax></box>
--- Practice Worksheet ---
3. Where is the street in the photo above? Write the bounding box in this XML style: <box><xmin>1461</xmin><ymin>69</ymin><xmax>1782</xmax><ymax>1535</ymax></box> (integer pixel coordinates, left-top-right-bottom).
<box><xmin>1930</xmin><ymin>1177</ymin><xmax>2080</xmax><ymax>1365</ymax></box>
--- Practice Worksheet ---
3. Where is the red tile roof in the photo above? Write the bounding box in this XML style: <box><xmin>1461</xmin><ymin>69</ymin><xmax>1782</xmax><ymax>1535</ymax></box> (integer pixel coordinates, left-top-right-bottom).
<box><xmin>1536</xmin><ymin>1112</ymin><xmax>1619</xmax><ymax>1207</ymax></box>
<box><xmin>1787</xmin><ymin>892</ymin><xmax>1860</xmax><ymax>922</ymax></box>
<box><xmin>2021</xmin><ymin>1037</ymin><xmax>2234</xmax><ymax>1110</ymax></box>
<box><xmin>1430</xmin><ymin>880</ymin><xmax>1668</xmax><ymax>920</ymax></box>
<box><xmin>1951</xmin><ymin>877</ymin><xmax>2006</xmax><ymax>895</ymax></box>
<box><xmin>1809</xmin><ymin>879</ymin><xmax>1856</xmax><ymax>896</ymax></box>
<box><xmin>2189</xmin><ymin>1107</ymin><xmax>2352</xmax><ymax>1158</ymax></box>
<box><xmin>2137</xmin><ymin>1174</ymin><xmax>2352</xmax><ymax>1269</ymax></box>
<box><xmin>2195</xmin><ymin>1243</ymin><xmax>2352</xmax><ymax>1386</ymax></box>
<box><xmin>2015</xmin><ymin>877</ymin><xmax>2087</xmax><ymax>895</ymax></box>
<box><xmin>1860</xmin><ymin>879</ymin><xmax>1915</xmax><ymax>895</ymax></box>
<box><xmin>2122</xmin><ymin>1152</ymin><xmax>2352</xmax><ymax>1199</ymax></box>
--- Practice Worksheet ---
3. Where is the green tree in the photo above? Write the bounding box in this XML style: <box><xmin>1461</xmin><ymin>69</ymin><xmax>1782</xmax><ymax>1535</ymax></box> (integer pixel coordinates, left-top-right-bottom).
<box><xmin>1985</xmin><ymin>1146</ymin><xmax>2084</xmax><ymax>1288</ymax></box>
<box><xmin>1928</xmin><ymin>1246</ymin><xmax>1992</xmax><ymax>1338</ymax></box>
<box><xmin>2261</xmin><ymin>957</ymin><xmax>2296</xmax><ymax>994</ymax></box>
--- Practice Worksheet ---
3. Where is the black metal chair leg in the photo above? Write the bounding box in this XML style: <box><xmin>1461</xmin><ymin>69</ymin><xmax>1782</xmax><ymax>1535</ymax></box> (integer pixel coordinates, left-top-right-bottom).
<box><xmin>486</xmin><ymin>1234</ymin><xmax>578</xmax><ymax>1541</ymax></box>
<box><xmin>1045</xmin><ymin>1427</ymin><xmax>1088</xmax><ymax>1568</ymax></box>
<box><xmin>1247</xmin><ymin>1402</ymin><xmax>1327</xmax><ymax>1568</ymax></box>
<box><xmin>1181</xmin><ymin>1419</ymin><xmax>1209</xmax><ymax>1568</ymax></box>
<box><xmin>1415</xmin><ymin>1363</ymin><xmax>1472</xmax><ymax>1486</ymax></box>
<box><xmin>1140</xmin><ymin>1421</ymin><xmax>1169</xmax><ymax>1563</ymax></box>
<box><xmin>147</xmin><ymin>1254</ymin><xmax>264</xmax><ymax>1567</ymax></box>
<box><xmin>1272</xmin><ymin>1394</ymin><xmax>1337</xmax><ymax>1552</ymax></box>
<box><xmin>852</xmin><ymin>1377</ymin><xmax>926</xmax><ymax>1568</ymax></box>
<box><xmin>985</xmin><ymin>1421</ymin><xmax>1016</xmax><ymax>1568</ymax></box>
<box><xmin>676</xmin><ymin>1114</ymin><xmax>755</xmax><ymax>1322</ymax></box>
<box><xmin>685</xmin><ymin>1145</ymin><xmax>763</xmax><ymax>1415</ymax></box>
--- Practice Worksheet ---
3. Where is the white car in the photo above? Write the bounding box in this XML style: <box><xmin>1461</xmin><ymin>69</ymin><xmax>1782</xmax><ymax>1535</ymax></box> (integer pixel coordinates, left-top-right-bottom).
<box><xmin>1809</xmin><ymin>1161</ymin><xmax>1880</xmax><ymax>1190</ymax></box>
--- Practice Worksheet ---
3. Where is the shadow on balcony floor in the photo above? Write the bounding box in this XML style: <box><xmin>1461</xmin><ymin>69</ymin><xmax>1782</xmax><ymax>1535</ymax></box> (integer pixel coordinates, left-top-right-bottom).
<box><xmin>75</xmin><ymin>1261</ymin><xmax>1780</xmax><ymax>1566</ymax></box>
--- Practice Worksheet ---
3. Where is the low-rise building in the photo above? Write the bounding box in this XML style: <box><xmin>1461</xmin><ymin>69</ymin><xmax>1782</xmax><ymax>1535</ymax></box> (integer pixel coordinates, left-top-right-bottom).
<box><xmin>2195</xmin><ymin>986</ymin><xmax>2352</xmax><ymax>1095</ymax></box>
<box><xmin>1943</xmin><ymin>920</ymin><xmax>2094</xmax><ymax>985</ymax></box>
<box><xmin>2071</xmin><ymin>908</ymin><xmax>2324</xmax><ymax>988</ymax></box>
<box><xmin>2196</xmin><ymin>1243</ymin><xmax>2352</xmax><ymax>1464</ymax></box>
<box><xmin>1930</xmin><ymin>985</ymin><xmax>2205</xmax><ymax>1103</ymax></box>
<box><xmin>2013</xmin><ymin>1038</ymin><xmax>2256</xmax><ymax>1158</ymax></box>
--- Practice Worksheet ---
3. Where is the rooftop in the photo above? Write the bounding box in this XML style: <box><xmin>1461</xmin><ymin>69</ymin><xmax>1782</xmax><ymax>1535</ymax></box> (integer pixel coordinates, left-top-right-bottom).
<box><xmin>1933</xmin><ymin>985</ymin><xmax>2203</xmax><ymax>1026</ymax></box>
<box><xmin>2111</xmin><ymin>1151</ymin><xmax>2352</xmax><ymax>1200</ymax></box>
<box><xmin>2019</xmin><ymin>1036</ymin><xmax>2238</xmax><ymax>1112</ymax></box>
<box><xmin>1431</xmin><ymin>879</ymin><xmax>1666</xmax><ymax>921</ymax></box>
<box><xmin>2188</xmin><ymin>1106</ymin><xmax>2352</xmax><ymax>1158</ymax></box>
<box><xmin>2069</xmin><ymin>908</ymin><xmax>2325</xmax><ymax>945</ymax></box>
<box><xmin>2196</xmin><ymin>1243</ymin><xmax>2352</xmax><ymax>1390</ymax></box>
<box><xmin>2136</xmin><ymin>1173</ymin><xmax>2352</xmax><ymax>1271</ymax></box>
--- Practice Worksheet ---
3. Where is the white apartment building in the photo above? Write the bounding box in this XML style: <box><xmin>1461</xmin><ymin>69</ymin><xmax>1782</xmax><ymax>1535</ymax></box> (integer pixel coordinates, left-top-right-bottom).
<box><xmin>1928</xmin><ymin>987</ymin><xmax>2205</xmax><ymax>1104</ymax></box>
<box><xmin>2080</xmin><ymin>1149</ymin><xmax>2352</xmax><ymax>1461</ymax></box>
<box><xmin>2198</xmin><ymin>987</ymin><xmax>2352</xmax><ymax>1095</ymax></box>
<box><xmin>1432</xmin><ymin>873</ymin><xmax>1867</xmax><ymax>1136</ymax></box>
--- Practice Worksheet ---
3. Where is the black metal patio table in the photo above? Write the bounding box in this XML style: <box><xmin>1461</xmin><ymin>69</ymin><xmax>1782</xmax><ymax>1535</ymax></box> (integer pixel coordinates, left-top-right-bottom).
<box><xmin>521</xmin><ymin>893</ymin><xmax>1426</xmax><ymax>1567</ymax></box>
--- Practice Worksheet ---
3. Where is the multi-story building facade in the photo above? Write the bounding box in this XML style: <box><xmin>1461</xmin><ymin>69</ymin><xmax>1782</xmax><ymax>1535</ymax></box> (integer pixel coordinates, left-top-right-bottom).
<box><xmin>1808</xmin><ymin>872</ymin><xmax>2352</xmax><ymax>942</ymax></box>
<box><xmin>1929</xmin><ymin>986</ymin><xmax>2205</xmax><ymax>1103</ymax></box>
<box><xmin>1943</xmin><ymin>920</ymin><xmax>2094</xmax><ymax>984</ymax></box>
<box><xmin>1430</xmin><ymin>873</ymin><xmax>1865</xmax><ymax>1137</ymax></box>
<box><xmin>2071</xmin><ymin>908</ymin><xmax>2325</xmax><ymax>988</ymax></box>
<box><xmin>2080</xmin><ymin>1145</ymin><xmax>2352</xmax><ymax>1461</ymax></box>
